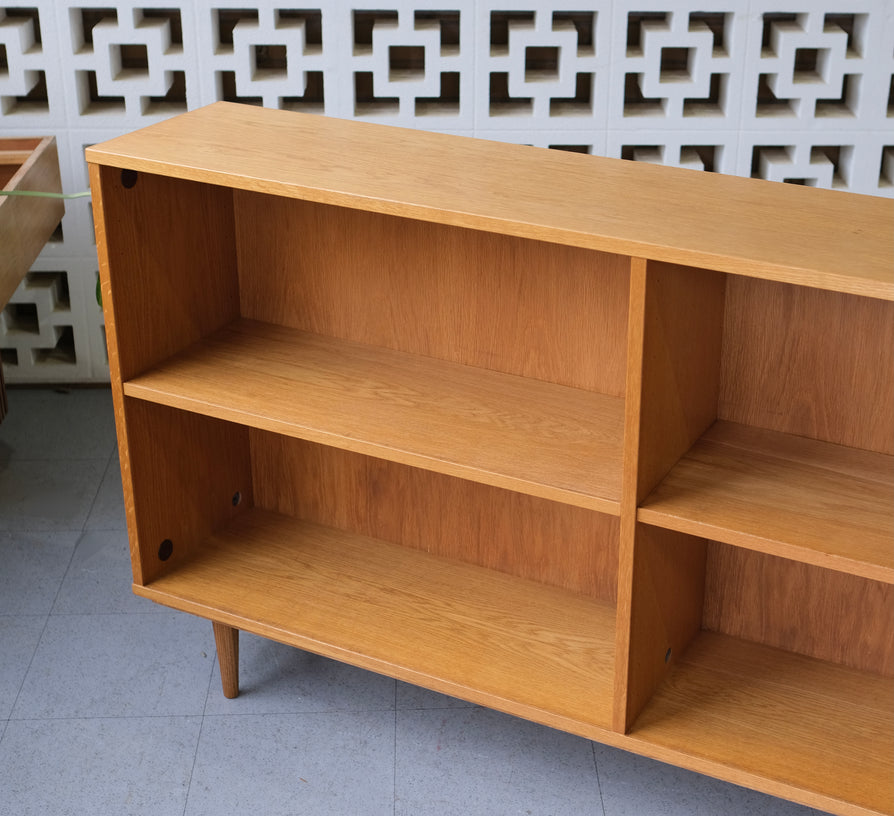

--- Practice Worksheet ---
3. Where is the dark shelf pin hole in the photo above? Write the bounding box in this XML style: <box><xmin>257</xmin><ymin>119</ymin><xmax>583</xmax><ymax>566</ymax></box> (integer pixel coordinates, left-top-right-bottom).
<box><xmin>232</xmin><ymin>491</ymin><xmax>242</xmax><ymax>506</ymax></box>
<box><xmin>664</xmin><ymin>647</ymin><xmax>672</xmax><ymax>663</ymax></box>
<box><xmin>158</xmin><ymin>539</ymin><xmax>173</xmax><ymax>561</ymax></box>
<box><xmin>121</xmin><ymin>169</ymin><xmax>138</xmax><ymax>189</ymax></box>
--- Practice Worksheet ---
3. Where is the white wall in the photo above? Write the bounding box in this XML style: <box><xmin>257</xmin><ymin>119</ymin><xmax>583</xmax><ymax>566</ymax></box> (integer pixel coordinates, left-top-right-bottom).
<box><xmin>1</xmin><ymin>0</ymin><xmax>891</xmax><ymax>383</ymax></box>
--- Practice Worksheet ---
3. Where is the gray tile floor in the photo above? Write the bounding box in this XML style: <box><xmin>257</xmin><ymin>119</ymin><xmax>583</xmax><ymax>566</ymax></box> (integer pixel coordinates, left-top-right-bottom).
<box><xmin>0</xmin><ymin>388</ymin><xmax>826</xmax><ymax>816</ymax></box>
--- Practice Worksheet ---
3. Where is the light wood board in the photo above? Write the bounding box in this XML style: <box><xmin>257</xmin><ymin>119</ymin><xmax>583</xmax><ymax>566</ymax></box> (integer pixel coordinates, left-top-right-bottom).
<box><xmin>638</xmin><ymin>421</ymin><xmax>894</xmax><ymax>582</ymax></box>
<box><xmin>138</xmin><ymin>508</ymin><xmax>618</xmax><ymax>733</ymax></box>
<box><xmin>85</xmin><ymin>103</ymin><xmax>894</xmax><ymax>299</ymax></box>
<box><xmin>123</xmin><ymin>319</ymin><xmax>625</xmax><ymax>512</ymax></box>
<box><xmin>629</xmin><ymin>632</ymin><xmax>894</xmax><ymax>816</ymax></box>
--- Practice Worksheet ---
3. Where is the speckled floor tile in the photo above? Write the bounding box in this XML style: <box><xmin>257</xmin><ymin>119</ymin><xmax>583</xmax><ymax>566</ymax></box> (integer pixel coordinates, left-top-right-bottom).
<box><xmin>11</xmin><ymin>612</ymin><xmax>214</xmax><ymax>719</ymax></box>
<box><xmin>395</xmin><ymin>706</ymin><xmax>604</xmax><ymax>816</ymax></box>
<box><xmin>0</xmin><ymin>531</ymin><xmax>79</xmax><ymax>614</ymax></box>
<box><xmin>0</xmin><ymin>716</ymin><xmax>201</xmax><ymax>816</ymax></box>
<box><xmin>185</xmin><ymin>711</ymin><xmax>395</xmax><ymax>816</ymax></box>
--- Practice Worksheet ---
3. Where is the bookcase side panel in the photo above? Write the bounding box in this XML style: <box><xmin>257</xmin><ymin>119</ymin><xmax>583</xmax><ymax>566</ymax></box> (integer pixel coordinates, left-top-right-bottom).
<box><xmin>94</xmin><ymin>167</ymin><xmax>240</xmax><ymax>381</ymax></box>
<box><xmin>125</xmin><ymin>400</ymin><xmax>252</xmax><ymax>586</ymax></box>
<box><xmin>233</xmin><ymin>193</ymin><xmax>629</xmax><ymax>395</ymax></box>
<box><xmin>248</xmin><ymin>431</ymin><xmax>619</xmax><ymax>603</ymax></box>
<box><xmin>704</xmin><ymin>543</ymin><xmax>894</xmax><ymax>676</ymax></box>
<box><xmin>719</xmin><ymin>277</ymin><xmax>894</xmax><ymax>454</ymax></box>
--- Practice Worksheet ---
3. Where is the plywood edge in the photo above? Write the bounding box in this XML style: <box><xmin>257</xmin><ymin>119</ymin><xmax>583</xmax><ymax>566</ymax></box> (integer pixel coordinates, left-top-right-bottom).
<box><xmin>616</xmin><ymin>735</ymin><xmax>890</xmax><ymax>816</ymax></box>
<box><xmin>637</xmin><ymin>509</ymin><xmax>894</xmax><ymax>584</ymax></box>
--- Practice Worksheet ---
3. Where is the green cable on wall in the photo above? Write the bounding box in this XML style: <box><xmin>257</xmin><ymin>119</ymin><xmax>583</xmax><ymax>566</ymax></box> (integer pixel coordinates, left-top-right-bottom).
<box><xmin>1</xmin><ymin>188</ymin><xmax>99</xmax><ymax>304</ymax></box>
<box><xmin>0</xmin><ymin>189</ymin><xmax>91</xmax><ymax>199</ymax></box>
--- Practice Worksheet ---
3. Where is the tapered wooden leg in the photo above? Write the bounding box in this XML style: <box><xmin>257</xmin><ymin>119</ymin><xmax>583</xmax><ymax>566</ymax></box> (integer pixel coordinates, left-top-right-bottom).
<box><xmin>212</xmin><ymin>621</ymin><xmax>239</xmax><ymax>699</ymax></box>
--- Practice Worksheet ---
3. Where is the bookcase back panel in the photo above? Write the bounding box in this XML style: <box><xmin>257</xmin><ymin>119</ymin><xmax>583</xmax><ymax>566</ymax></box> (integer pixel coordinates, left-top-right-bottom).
<box><xmin>233</xmin><ymin>192</ymin><xmax>629</xmax><ymax>395</ymax></box>
<box><xmin>719</xmin><ymin>277</ymin><xmax>894</xmax><ymax>454</ymax></box>
<box><xmin>248</xmin><ymin>430</ymin><xmax>619</xmax><ymax>602</ymax></box>
<box><xmin>95</xmin><ymin>168</ymin><xmax>240</xmax><ymax>381</ymax></box>
<box><xmin>703</xmin><ymin>543</ymin><xmax>894</xmax><ymax>676</ymax></box>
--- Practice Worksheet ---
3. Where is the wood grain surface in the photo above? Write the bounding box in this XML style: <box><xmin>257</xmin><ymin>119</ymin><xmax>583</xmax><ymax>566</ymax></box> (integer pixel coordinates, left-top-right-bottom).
<box><xmin>235</xmin><ymin>192</ymin><xmax>630</xmax><ymax>394</ymax></box>
<box><xmin>719</xmin><ymin>276</ymin><xmax>894</xmax><ymax>453</ymax></box>
<box><xmin>85</xmin><ymin>103</ymin><xmax>894</xmax><ymax>299</ymax></box>
<box><xmin>249</xmin><ymin>432</ymin><xmax>620</xmax><ymax>601</ymax></box>
<box><xmin>630</xmin><ymin>632</ymin><xmax>894</xmax><ymax>816</ymax></box>
<box><xmin>138</xmin><ymin>508</ymin><xmax>618</xmax><ymax>733</ymax></box>
<box><xmin>639</xmin><ymin>421</ymin><xmax>894</xmax><ymax>581</ymax></box>
<box><xmin>703</xmin><ymin>543</ymin><xmax>894</xmax><ymax>675</ymax></box>
<box><xmin>123</xmin><ymin>319</ymin><xmax>625</xmax><ymax>512</ymax></box>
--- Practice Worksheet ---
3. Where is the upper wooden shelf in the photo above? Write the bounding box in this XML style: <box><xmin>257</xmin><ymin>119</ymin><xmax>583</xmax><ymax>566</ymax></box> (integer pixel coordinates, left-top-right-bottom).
<box><xmin>122</xmin><ymin>318</ymin><xmax>624</xmax><ymax>513</ymax></box>
<box><xmin>84</xmin><ymin>102</ymin><xmax>893</xmax><ymax>301</ymax></box>
<box><xmin>638</xmin><ymin>421</ymin><xmax>894</xmax><ymax>583</ymax></box>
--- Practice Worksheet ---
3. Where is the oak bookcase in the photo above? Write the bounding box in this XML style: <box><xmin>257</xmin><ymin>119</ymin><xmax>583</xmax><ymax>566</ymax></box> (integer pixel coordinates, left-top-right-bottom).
<box><xmin>86</xmin><ymin>103</ymin><xmax>893</xmax><ymax>816</ymax></box>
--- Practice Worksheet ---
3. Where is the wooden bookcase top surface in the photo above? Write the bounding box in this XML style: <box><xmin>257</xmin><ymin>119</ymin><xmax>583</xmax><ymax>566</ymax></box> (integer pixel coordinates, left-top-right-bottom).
<box><xmin>85</xmin><ymin>102</ymin><xmax>893</xmax><ymax>301</ymax></box>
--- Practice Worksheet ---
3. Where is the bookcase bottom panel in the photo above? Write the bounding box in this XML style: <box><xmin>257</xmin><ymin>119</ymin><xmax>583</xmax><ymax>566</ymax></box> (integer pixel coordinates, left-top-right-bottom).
<box><xmin>136</xmin><ymin>508</ymin><xmax>618</xmax><ymax>734</ymax></box>
<box><xmin>629</xmin><ymin>632</ymin><xmax>894</xmax><ymax>816</ymax></box>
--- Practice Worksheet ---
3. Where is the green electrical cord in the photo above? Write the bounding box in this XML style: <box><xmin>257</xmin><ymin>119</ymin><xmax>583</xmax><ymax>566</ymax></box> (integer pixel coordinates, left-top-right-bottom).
<box><xmin>0</xmin><ymin>189</ymin><xmax>91</xmax><ymax>199</ymax></box>
<box><xmin>2</xmin><ymin>188</ymin><xmax>97</xmax><ymax>302</ymax></box>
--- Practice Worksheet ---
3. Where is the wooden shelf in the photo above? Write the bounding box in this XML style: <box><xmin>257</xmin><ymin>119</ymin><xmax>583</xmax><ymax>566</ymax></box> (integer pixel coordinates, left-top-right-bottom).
<box><xmin>637</xmin><ymin>421</ymin><xmax>894</xmax><ymax>582</ymax></box>
<box><xmin>629</xmin><ymin>632</ymin><xmax>894</xmax><ymax>816</ymax></box>
<box><xmin>123</xmin><ymin>319</ymin><xmax>624</xmax><ymax>513</ymax></box>
<box><xmin>137</xmin><ymin>508</ymin><xmax>617</xmax><ymax>733</ymax></box>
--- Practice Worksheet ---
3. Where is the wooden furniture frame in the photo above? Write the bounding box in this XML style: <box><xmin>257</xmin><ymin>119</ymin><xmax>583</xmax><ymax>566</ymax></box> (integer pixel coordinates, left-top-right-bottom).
<box><xmin>87</xmin><ymin>103</ymin><xmax>893</xmax><ymax>816</ymax></box>
<box><xmin>1</xmin><ymin>136</ymin><xmax>63</xmax><ymax>420</ymax></box>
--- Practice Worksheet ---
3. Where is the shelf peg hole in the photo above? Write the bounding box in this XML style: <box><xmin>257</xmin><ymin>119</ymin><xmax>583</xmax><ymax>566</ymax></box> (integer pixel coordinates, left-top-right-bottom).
<box><xmin>158</xmin><ymin>538</ymin><xmax>173</xmax><ymax>561</ymax></box>
<box><xmin>120</xmin><ymin>169</ymin><xmax>138</xmax><ymax>189</ymax></box>
<box><xmin>232</xmin><ymin>491</ymin><xmax>242</xmax><ymax>506</ymax></box>
<box><xmin>664</xmin><ymin>646</ymin><xmax>672</xmax><ymax>663</ymax></box>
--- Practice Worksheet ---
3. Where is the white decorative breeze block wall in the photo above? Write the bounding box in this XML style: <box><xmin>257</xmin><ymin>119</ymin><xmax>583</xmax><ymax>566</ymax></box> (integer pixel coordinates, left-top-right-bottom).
<box><xmin>1</xmin><ymin>0</ymin><xmax>891</xmax><ymax>383</ymax></box>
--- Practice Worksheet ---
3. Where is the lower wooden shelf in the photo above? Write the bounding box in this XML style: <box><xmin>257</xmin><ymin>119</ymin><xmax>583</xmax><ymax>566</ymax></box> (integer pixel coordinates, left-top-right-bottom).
<box><xmin>136</xmin><ymin>508</ymin><xmax>617</xmax><ymax>734</ymax></box>
<box><xmin>628</xmin><ymin>631</ymin><xmax>894</xmax><ymax>816</ymax></box>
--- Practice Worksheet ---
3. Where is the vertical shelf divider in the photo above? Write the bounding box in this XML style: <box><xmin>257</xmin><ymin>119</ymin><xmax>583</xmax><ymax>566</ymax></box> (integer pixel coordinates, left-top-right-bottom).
<box><xmin>615</xmin><ymin>257</ymin><xmax>727</xmax><ymax>731</ymax></box>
